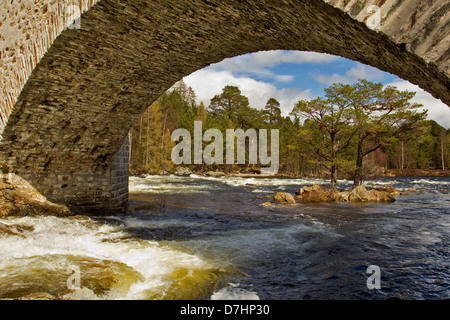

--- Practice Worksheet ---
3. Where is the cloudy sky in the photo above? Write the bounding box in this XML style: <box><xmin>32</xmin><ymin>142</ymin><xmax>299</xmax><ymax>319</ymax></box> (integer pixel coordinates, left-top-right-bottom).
<box><xmin>183</xmin><ymin>50</ymin><xmax>450</xmax><ymax>128</ymax></box>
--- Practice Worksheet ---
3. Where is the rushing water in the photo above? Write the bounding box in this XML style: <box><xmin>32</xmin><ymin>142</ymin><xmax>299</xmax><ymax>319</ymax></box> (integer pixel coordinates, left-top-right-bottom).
<box><xmin>0</xmin><ymin>175</ymin><xmax>449</xmax><ymax>300</ymax></box>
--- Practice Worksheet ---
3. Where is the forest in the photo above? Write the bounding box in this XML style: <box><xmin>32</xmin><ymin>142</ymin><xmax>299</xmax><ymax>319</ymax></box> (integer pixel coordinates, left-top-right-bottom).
<box><xmin>129</xmin><ymin>79</ymin><xmax>449</xmax><ymax>186</ymax></box>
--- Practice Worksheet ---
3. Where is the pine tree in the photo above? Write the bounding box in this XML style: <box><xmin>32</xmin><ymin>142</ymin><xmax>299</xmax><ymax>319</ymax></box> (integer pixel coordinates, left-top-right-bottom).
<box><xmin>324</xmin><ymin>80</ymin><xmax>427</xmax><ymax>186</ymax></box>
<box><xmin>291</xmin><ymin>97</ymin><xmax>355</xmax><ymax>189</ymax></box>
<box><xmin>209</xmin><ymin>86</ymin><xmax>249</xmax><ymax>122</ymax></box>
<box><xmin>263</xmin><ymin>98</ymin><xmax>282</xmax><ymax>125</ymax></box>
<box><xmin>195</xmin><ymin>101</ymin><xmax>207</xmax><ymax>122</ymax></box>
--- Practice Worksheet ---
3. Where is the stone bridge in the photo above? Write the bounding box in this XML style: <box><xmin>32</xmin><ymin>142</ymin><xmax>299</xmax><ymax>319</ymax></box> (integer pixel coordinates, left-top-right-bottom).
<box><xmin>0</xmin><ymin>0</ymin><xmax>449</xmax><ymax>212</ymax></box>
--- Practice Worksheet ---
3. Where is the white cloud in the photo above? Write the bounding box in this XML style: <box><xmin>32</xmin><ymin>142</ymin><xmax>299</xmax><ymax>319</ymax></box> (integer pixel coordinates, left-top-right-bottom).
<box><xmin>274</xmin><ymin>75</ymin><xmax>295</xmax><ymax>83</ymax></box>
<box><xmin>313</xmin><ymin>64</ymin><xmax>386</xmax><ymax>85</ymax></box>
<box><xmin>210</xmin><ymin>50</ymin><xmax>339</xmax><ymax>83</ymax></box>
<box><xmin>183</xmin><ymin>68</ymin><xmax>312</xmax><ymax>116</ymax></box>
<box><xmin>346</xmin><ymin>64</ymin><xmax>385</xmax><ymax>80</ymax></box>
<box><xmin>312</xmin><ymin>73</ymin><xmax>349</xmax><ymax>85</ymax></box>
<box><xmin>183</xmin><ymin>50</ymin><xmax>338</xmax><ymax>115</ymax></box>
<box><xmin>386</xmin><ymin>80</ymin><xmax>450</xmax><ymax>129</ymax></box>
<box><xmin>250</xmin><ymin>50</ymin><xmax>339</xmax><ymax>67</ymax></box>
<box><xmin>183</xmin><ymin>50</ymin><xmax>450</xmax><ymax>128</ymax></box>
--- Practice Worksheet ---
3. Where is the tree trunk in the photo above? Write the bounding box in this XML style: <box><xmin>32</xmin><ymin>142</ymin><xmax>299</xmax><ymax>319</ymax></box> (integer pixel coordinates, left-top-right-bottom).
<box><xmin>353</xmin><ymin>137</ymin><xmax>364</xmax><ymax>187</ymax></box>
<box><xmin>330</xmin><ymin>133</ymin><xmax>337</xmax><ymax>189</ymax></box>
<box><xmin>442</xmin><ymin>133</ymin><xmax>445</xmax><ymax>171</ymax></box>
<box><xmin>401</xmin><ymin>141</ymin><xmax>404</xmax><ymax>170</ymax></box>
<box><xmin>330</xmin><ymin>163</ymin><xmax>337</xmax><ymax>190</ymax></box>
<box><xmin>139</xmin><ymin>117</ymin><xmax>142</xmax><ymax>144</ymax></box>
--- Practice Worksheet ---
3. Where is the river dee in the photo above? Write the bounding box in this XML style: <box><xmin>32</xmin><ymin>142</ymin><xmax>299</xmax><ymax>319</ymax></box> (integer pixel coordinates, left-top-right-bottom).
<box><xmin>0</xmin><ymin>175</ymin><xmax>449</xmax><ymax>300</ymax></box>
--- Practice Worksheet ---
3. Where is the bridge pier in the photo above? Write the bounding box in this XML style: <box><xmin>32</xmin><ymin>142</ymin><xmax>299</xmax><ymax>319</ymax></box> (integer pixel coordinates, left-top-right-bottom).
<box><xmin>10</xmin><ymin>135</ymin><xmax>130</xmax><ymax>214</ymax></box>
<box><xmin>108</xmin><ymin>134</ymin><xmax>131</xmax><ymax>212</ymax></box>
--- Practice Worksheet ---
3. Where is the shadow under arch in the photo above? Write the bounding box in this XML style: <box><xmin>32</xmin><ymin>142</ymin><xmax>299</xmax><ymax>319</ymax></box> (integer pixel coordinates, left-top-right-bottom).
<box><xmin>0</xmin><ymin>0</ymin><xmax>448</xmax><ymax>211</ymax></box>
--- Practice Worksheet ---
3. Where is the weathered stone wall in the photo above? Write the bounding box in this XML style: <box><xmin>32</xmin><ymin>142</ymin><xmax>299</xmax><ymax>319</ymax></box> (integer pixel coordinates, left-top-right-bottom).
<box><xmin>10</xmin><ymin>133</ymin><xmax>129</xmax><ymax>212</ymax></box>
<box><xmin>1</xmin><ymin>0</ymin><xmax>98</xmax><ymax>134</ymax></box>
<box><xmin>0</xmin><ymin>0</ymin><xmax>448</xmax><ymax>211</ymax></box>
<box><xmin>326</xmin><ymin>0</ymin><xmax>450</xmax><ymax>75</ymax></box>
<box><xmin>109</xmin><ymin>133</ymin><xmax>129</xmax><ymax>211</ymax></box>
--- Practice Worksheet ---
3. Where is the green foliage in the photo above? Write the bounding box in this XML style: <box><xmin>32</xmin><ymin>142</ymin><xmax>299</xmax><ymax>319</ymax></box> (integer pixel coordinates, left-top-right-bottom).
<box><xmin>130</xmin><ymin>101</ymin><xmax>174</xmax><ymax>174</ymax></box>
<box><xmin>209</xmin><ymin>86</ymin><xmax>250</xmax><ymax>122</ymax></box>
<box><xmin>263</xmin><ymin>98</ymin><xmax>282</xmax><ymax>125</ymax></box>
<box><xmin>130</xmin><ymin>80</ymin><xmax>448</xmax><ymax>178</ymax></box>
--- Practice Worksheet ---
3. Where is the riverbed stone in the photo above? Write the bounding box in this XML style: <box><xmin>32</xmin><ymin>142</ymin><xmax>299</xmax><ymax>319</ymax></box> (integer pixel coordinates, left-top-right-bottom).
<box><xmin>348</xmin><ymin>185</ymin><xmax>371</xmax><ymax>202</ymax></box>
<box><xmin>206</xmin><ymin>171</ymin><xmax>225</xmax><ymax>178</ymax></box>
<box><xmin>273</xmin><ymin>192</ymin><xmax>296</xmax><ymax>204</ymax></box>
<box><xmin>0</xmin><ymin>173</ymin><xmax>72</xmax><ymax>217</ymax></box>
<box><xmin>175</xmin><ymin>167</ymin><xmax>193</xmax><ymax>177</ymax></box>
<box><xmin>368</xmin><ymin>189</ymin><xmax>396</xmax><ymax>202</ymax></box>
<box><xmin>296</xmin><ymin>185</ymin><xmax>340</xmax><ymax>203</ymax></box>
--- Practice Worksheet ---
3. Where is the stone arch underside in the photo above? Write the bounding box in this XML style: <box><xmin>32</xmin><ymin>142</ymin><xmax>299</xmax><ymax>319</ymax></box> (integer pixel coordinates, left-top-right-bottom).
<box><xmin>0</xmin><ymin>0</ymin><xmax>449</xmax><ymax>211</ymax></box>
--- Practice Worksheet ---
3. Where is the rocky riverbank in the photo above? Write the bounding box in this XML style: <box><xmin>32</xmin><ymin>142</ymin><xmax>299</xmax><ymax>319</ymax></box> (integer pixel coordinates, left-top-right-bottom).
<box><xmin>383</xmin><ymin>169</ymin><xmax>450</xmax><ymax>177</ymax></box>
<box><xmin>164</xmin><ymin>166</ymin><xmax>450</xmax><ymax>179</ymax></box>
<box><xmin>0</xmin><ymin>173</ymin><xmax>72</xmax><ymax>218</ymax></box>
<box><xmin>263</xmin><ymin>184</ymin><xmax>416</xmax><ymax>207</ymax></box>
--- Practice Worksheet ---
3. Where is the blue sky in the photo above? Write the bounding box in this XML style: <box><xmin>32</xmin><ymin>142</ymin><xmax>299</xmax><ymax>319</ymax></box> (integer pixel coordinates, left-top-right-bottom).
<box><xmin>183</xmin><ymin>50</ymin><xmax>450</xmax><ymax>128</ymax></box>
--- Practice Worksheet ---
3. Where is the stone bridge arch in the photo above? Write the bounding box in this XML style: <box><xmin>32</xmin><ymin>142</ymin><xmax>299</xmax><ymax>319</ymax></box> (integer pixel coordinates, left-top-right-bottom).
<box><xmin>0</xmin><ymin>0</ymin><xmax>448</xmax><ymax>212</ymax></box>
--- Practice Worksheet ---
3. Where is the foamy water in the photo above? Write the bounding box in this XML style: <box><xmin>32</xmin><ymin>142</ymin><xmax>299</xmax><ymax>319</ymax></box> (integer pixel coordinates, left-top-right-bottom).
<box><xmin>1</xmin><ymin>175</ymin><xmax>449</xmax><ymax>300</ymax></box>
<box><xmin>0</xmin><ymin>216</ymin><xmax>223</xmax><ymax>300</ymax></box>
<box><xmin>129</xmin><ymin>174</ymin><xmax>354</xmax><ymax>194</ymax></box>
<box><xmin>129</xmin><ymin>174</ymin><xmax>449</xmax><ymax>195</ymax></box>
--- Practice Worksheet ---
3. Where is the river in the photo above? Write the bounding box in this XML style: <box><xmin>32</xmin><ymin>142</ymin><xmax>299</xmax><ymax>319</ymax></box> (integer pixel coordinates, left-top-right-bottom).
<box><xmin>0</xmin><ymin>175</ymin><xmax>448</xmax><ymax>300</ymax></box>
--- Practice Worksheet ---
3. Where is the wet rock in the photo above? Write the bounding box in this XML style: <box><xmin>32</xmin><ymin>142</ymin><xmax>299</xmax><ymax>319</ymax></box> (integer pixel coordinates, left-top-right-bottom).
<box><xmin>348</xmin><ymin>185</ymin><xmax>371</xmax><ymax>202</ymax></box>
<box><xmin>18</xmin><ymin>292</ymin><xmax>59</xmax><ymax>300</ymax></box>
<box><xmin>158</xmin><ymin>170</ymin><xmax>169</xmax><ymax>176</ymax></box>
<box><xmin>293</xmin><ymin>184</ymin><xmax>398</xmax><ymax>203</ymax></box>
<box><xmin>339</xmin><ymin>190</ymin><xmax>350</xmax><ymax>202</ymax></box>
<box><xmin>0</xmin><ymin>222</ymin><xmax>33</xmax><ymax>237</ymax></box>
<box><xmin>262</xmin><ymin>201</ymin><xmax>274</xmax><ymax>207</ymax></box>
<box><xmin>399</xmin><ymin>187</ymin><xmax>417</xmax><ymax>195</ymax></box>
<box><xmin>273</xmin><ymin>192</ymin><xmax>296</xmax><ymax>204</ymax></box>
<box><xmin>368</xmin><ymin>189</ymin><xmax>396</xmax><ymax>202</ymax></box>
<box><xmin>0</xmin><ymin>174</ymin><xmax>72</xmax><ymax>217</ymax></box>
<box><xmin>297</xmin><ymin>185</ymin><xmax>339</xmax><ymax>203</ymax></box>
<box><xmin>346</xmin><ymin>185</ymin><xmax>397</xmax><ymax>202</ymax></box>
<box><xmin>175</xmin><ymin>167</ymin><xmax>193</xmax><ymax>176</ymax></box>
<box><xmin>372</xmin><ymin>185</ymin><xmax>400</xmax><ymax>195</ymax></box>
<box><xmin>205</xmin><ymin>171</ymin><xmax>225</xmax><ymax>178</ymax></box>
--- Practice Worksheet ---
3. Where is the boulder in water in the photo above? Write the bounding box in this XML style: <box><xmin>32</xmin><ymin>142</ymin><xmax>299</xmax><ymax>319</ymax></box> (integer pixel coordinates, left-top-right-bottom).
<box><xmin>346</xmin><ymin>185</ymin><xmax>396</xmax><ymax>202</ymax></box>
<box><xmin>368</xmin><ymin>189</ymin><xmax>396</xmax><ymax>202</ymax></box>
<box><xmin>0</xmin><ymin>174</ymin><xmax>72</xmax><ymax>217</ymax></box>
<box><xmin>273</xmin><ymin>192</ymin><xmax>296</xmax><ymax>204</ymax></box>
<box><xmin>348</xmin><ymin>185</ymin><xmax>371</xmax><ymax>202</ymax></box>
<box><xmin>206</xmin><ymin>171</ymin><xmax>225</xmax><ymax>178</ymax></box>
<box><xmin>293</xmin><ymin>184</ymin><xmax>398</xmax><ymax>203</ymax></box>
<box><xmin>296</xmin><ymin>185</ymin><xmax>339</xmax><ymax>203</ymax></box>
<box><xmin>175</xmin><ymin>167</ymin><xmax>193</xmax><ymax>176</ymax></box>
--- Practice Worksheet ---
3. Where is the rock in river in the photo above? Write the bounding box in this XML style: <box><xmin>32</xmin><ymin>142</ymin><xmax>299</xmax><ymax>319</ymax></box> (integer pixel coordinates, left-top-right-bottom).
<box><xmin>0</xmin><ymin>173</ymin><xmax>72</xmax><ymax>217</ymax></box>
<box><xmin>273</xmin><ymin>192</ymin><xmax>296</xmax><ymax>204</ymax></box>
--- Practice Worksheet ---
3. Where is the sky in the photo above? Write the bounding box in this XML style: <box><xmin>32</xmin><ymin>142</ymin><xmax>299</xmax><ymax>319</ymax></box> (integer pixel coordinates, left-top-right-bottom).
<box><xmin>182</xmin><ymin>50</ymin><xmax>450</xmax><ymax>129</ymax></box>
